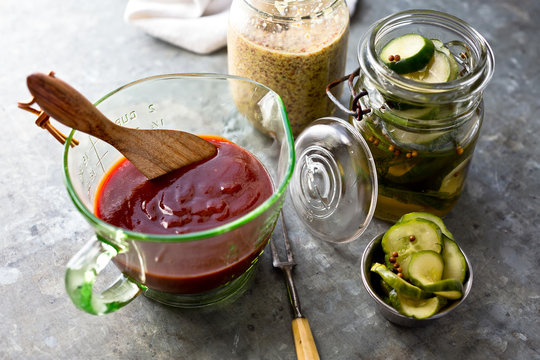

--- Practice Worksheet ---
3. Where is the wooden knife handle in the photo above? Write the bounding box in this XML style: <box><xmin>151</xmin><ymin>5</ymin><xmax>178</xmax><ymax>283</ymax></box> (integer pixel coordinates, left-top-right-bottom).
<box><xmin>27</xmin><ymin>73</ymin><xmax>116</xmax><ymax>142</ymax></box>
<box><xmin>292</xmin><ymin>317</ymin><xmax>320</xmax><ymax>360</ymax></box>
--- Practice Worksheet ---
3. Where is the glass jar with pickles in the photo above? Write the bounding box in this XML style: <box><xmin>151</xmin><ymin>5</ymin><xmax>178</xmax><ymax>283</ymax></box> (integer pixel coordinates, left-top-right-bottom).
<box><xmin>349</xmin><ymin>10</ymin><xmax>494</xmax><ymax>221</ymax></box>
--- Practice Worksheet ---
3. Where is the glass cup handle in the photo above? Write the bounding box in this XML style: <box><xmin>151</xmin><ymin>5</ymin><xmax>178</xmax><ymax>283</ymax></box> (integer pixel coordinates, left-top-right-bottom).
<box><xmin>65</xmin><ymin>236</ymin><xmax>142</xmax><ymax>315</ymax></box>
<box><xmin>326</xmin><ymin>67</ymin><xmax>371</xmax><ymax>120</ymax></box>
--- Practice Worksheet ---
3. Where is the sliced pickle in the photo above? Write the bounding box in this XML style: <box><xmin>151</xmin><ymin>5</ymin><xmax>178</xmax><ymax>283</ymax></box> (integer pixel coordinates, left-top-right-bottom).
<box><xmin>398</xmin><ymin>212</ymin><xmax>455</xmax><ymax>240</ymax></box>
<box><xmin>380</xmin><ymin>34</ymin><xmax>435</xmax><ymax>74</ymax></box>
<box><xmin>389</xmin><ymin>289</ymin><xmax>447</xmax><ymax>319</ymax></box>
<box><xmin>371</xmin><ymin>263</ymin><xmax>432</xmax><ymax>299</ymax></box>
<box><xmin>442</xmin><ymin>237</ymin><xmax>468</xmax><ymax>283</ymax></box>
<box><xmin>438</xmin><ymin>156</ymin><xmax>472</xmax><ymax>196</ymax></box>
<box><xmin>402</xmin><ymin>50</ymin><xmax>453</xmax><ymax>83</ymax></box>
<box><xmin>381</xmin><ymin>219</ymin><xmax>442</xmax><ymax>279</ymax></box>
<box><xmin>408</xmin><ymin>250</ymin><xmax>445</xmax><ymax>287</ymax></box>
<box><xmin>432</xmin><ymin>39</ymin><xmax>459</xmax><ymax>81</ymax></box>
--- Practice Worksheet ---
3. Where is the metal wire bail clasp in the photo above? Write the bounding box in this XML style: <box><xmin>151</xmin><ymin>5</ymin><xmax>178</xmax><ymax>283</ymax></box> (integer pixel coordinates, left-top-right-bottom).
<box><xmin>326</xmin><ymin>67</ymin><xmax>371</xmax><ymax>121</ymax></box>
<box><xmin>17</xmin><ymin>71</ymin><xmax>78</xmax><ymax>147</ymax></box>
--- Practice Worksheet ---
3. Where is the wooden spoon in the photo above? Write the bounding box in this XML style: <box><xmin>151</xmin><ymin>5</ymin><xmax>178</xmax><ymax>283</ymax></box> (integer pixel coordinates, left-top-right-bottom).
<box><xmin>26</xmin><ymin>73</ymin><xmax>217</xmax><ymax>180</ymax></box>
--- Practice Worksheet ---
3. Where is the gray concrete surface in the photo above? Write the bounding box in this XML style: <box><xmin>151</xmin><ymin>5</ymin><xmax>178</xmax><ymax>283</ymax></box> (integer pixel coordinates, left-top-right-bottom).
<box><xmin>1</xmin><ymin>0</ymin><xmax>539</xmax><ymax>359</ymax></box>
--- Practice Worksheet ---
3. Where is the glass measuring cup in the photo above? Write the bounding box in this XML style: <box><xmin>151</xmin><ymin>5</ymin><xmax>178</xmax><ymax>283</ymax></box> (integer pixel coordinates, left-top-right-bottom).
<box><xmin>63</xmin><ymin>74</ymin><xmax>294</xmax><ymax>315</ymax></box>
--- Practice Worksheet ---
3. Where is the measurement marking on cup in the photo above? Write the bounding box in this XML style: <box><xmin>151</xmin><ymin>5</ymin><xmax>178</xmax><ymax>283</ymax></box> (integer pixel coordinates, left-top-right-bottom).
<box><xmin>151</xmin><ymin>119</ymin><xmax>164</xmax><ymax>129</ymax></box>
<box><xmin>115</xmin><ymin>111</ymin><xmax>137</xmax><ymax>125</ymax></box>
<box><xmin>89</xmin><ymin>136</ymin><xmax>108</xmax><ymax>173</ymax></box>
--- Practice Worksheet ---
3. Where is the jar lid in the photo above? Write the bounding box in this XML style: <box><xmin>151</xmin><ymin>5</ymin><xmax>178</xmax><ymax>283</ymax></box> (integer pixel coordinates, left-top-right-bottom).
<box><xmin>289</xmin><ymin>117</ymin><xmax>378</xmax><ymax>243</ymax></box>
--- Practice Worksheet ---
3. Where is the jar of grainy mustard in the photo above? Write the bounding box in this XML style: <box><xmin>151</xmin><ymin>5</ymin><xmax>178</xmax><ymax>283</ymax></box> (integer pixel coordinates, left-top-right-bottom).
<box><xmin>227</xmin><ymin>0</ymin><xmax>349</xmax><ymax>136</ymax></box>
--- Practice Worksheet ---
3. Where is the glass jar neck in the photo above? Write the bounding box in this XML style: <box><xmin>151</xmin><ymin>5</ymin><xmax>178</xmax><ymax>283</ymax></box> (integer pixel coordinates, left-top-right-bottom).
<box><xmin>357</xmin><ymin>10</ymin><xmax>495</xmax><ymax>108</ymax></box>
<box><xmin>242</xmin><ymin>0</ymin><xmax>344</xmax><ymax>20</ymax></box>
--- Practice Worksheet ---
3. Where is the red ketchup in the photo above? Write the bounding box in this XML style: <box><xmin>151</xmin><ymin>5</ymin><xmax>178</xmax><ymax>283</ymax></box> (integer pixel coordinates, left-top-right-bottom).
<box><xmin>95</xmin><ymin>136</ymin><xmax>274</xmax><ymax>294</ymax></box>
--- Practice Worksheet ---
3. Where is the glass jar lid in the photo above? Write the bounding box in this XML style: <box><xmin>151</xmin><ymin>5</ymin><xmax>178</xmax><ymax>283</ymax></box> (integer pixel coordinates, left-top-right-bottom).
<box><xmin>289</xmin><ymin>117</ymin><xmax>377</xmax><ymax>243</ymax></box>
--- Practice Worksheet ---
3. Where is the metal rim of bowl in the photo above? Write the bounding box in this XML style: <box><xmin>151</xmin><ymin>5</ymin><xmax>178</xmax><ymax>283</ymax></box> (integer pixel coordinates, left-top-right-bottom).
<box><xmin>361</xmin><ymin>232</ymin><xmax>474</xmax><ymax>327</ymax></box>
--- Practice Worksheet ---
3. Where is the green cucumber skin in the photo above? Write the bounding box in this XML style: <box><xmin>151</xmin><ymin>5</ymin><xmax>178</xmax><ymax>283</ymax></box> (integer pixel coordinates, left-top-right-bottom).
<box><xmin>381</xmin><ymin>35</ymin><xmax>435</xmax><ymax>74</ymax></box>
<box><xmin>442</xmin><ymin>237</ymin><xmax>467</xmax><ymax>282</ymax></box>
<box><xmin>434</xmin><ymin>289</ymin><xmax>463</xmax><ymax>300</ymax></box>
<box><xmin>398</xmin><ymin>212</ymin><xmax>455</xmax><ymax>240</ymax></box>
<box><xmin>371</xmin><ymin>263</ymin><xmax>432</xmax><ymax>299</ymax></box>
<box><xmin>420</xmin><ymin>278</ymin><xmax>463</xmax><ymax>293</ymax></box>
<box><xmin>380</xmin><ymin>278</ymin><xmax>394</xmax><ymax>297</ymax></box>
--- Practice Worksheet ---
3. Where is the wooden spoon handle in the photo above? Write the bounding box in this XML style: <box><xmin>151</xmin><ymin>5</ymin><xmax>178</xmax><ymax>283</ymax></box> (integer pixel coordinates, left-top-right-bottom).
<box><xmin>292</xmin><ymin>317</ymin><xmax>320</xmax><ymax>360</ymax></box>
<box><xmin>26</xmin><ymin>73</ymin><xmax>117</xmax><ymax>142</ymax></box>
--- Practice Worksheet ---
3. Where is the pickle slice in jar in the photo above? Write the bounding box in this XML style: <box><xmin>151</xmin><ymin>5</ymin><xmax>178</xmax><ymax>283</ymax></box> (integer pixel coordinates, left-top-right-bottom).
<box><xmin>380</xmin><ymin>120</ymin><xmax>457</xmax><ymax>152</ymax></box>
<box><xmin>432</xmin><ymin>39</ymin><xmax>459</xmax><ymax>81</ymax></box>
<box><xmin>373</xmin><ymin>115</ymin><xmax>457</xmax><ymax>153</ymax></box>
<box><xmin>391</xmin><ymin>106</ymin><xmax>439</xmax><ymax>121</ymax></box>
<box><xmin>402</xmin><ymin>50</ymin><xmax>453</xmax><ymax>83</ymax></box>
<box><xmin>384</xmin><ymin>125</ymin><xmax>447</xmax><ymax>147</ymax></box>
<box><xmin>378</xmin><ymin>186</ymin><xmax>455</xmax><ymax>214</ymax></box>
<box><xmin>380</xmin><ymin>34</ymin><xmax>435</xmax><ymax>74</ymax></box>
<box><xmin>376</xmin><ymin>106</ymin><xmax>439</xmax><ymax>128</ymax></box>
<box><xmin>372</xmin><ymin>108</ymin><xmax>448</xmax><ymax>147</ymax></box>
<box><xmin>386</xmin><ymin>160</ymin><xmax>416</xmax><ymax>179</ymax></box>
<box><xmin>386</xmin><ymin>157</ymin><xmax>449</xmax><ymax>185</ymax></box>
<box><xmin>437</xmin><ymin>156</ymin><xmax>472</xmax><ymax>196</ymax></box>
<box><xmin>378</xmin><ymin>40</ymin><xmax>459</xmax><ymax>128</ymax></box>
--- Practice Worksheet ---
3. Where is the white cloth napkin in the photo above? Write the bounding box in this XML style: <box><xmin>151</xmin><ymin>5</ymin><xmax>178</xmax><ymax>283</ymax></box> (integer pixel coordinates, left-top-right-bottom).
<box><xmin>125</xmin><ymin>0</ymin><xmax>358</xmax><ymax>54</ymax></box>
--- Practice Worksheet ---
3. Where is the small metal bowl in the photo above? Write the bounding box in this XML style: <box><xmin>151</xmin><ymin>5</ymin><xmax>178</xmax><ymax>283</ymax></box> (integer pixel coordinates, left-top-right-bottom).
<box><xmin>361</xmin><ymin>233</ymin><xmax>473</xmax><ymax>327</ymax></box>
